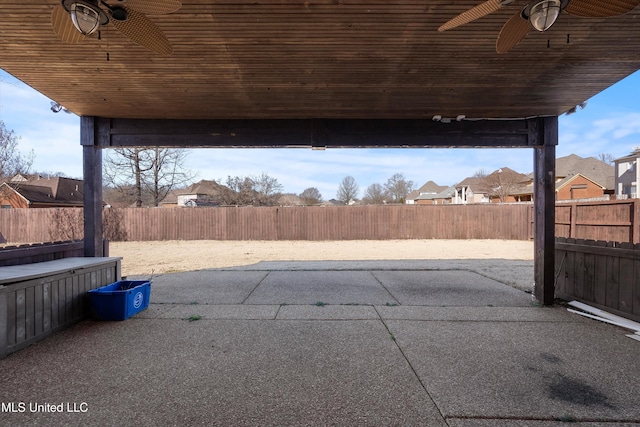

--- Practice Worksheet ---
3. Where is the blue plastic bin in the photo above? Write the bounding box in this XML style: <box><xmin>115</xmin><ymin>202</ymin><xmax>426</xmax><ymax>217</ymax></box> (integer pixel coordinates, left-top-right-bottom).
<box><xmin>88</xmin><ymin>280</ymin><xmax>151</xmax><ymax>321</ymax></box>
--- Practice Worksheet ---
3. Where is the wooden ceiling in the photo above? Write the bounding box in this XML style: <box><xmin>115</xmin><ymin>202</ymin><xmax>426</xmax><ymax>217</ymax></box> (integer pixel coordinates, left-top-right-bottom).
<box><xmin>2</xmin><ymin>1</ymin><xmax>640</xmax><ymax>120</ymax></box>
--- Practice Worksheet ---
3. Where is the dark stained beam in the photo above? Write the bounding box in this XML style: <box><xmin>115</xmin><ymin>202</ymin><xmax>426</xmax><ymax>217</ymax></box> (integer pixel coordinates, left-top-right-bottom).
<box><xmin>88</xmin><ymin>118</ymin><xmax>547</xmax><ymax>149</ymax></box>
<box><xmin>533</xmin><ymin>116</ymin><xmax>558</xmax><ymax>305</ymax></box>
<box><xmin>82</xmin><ymin>117</ymin><xmax>104</xmax><ymax>257</ymax></box>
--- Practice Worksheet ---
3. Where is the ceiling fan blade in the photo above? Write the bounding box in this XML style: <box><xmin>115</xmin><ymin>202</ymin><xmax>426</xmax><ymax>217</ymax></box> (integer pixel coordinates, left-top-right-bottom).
<box><xmin>496</xmin><ymin>11</ymin><xmax>532</xmax><ymax>53</ymax></box>
<box><xmin>438</xmin><ymin>0</ymin><xmax>506</xmax><ymax>31</ymax></box>
<box><xmin>109</xmin><ymin>7</ymin><xmax>173</xmax><ymax>55</ymax></box>
<box><xmin>117</xmin><ymin>0</ymin><xmax>182</xmax><ymax>15</ymax></box>
<box><xmin>564</xmin><ymin>0</ymin><xmax>640</xmax><ymax>18</ymax></box>
<box><xmin>51</xmin><ymin>4</ymin><xmax>86</xmax><ymax>44</ymax></box>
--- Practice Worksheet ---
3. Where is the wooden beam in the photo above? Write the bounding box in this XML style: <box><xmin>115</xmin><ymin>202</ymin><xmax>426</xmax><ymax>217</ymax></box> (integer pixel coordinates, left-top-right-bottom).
<box><xmin>88</xmin><ymin>118</ymin><xmax>545</xmax><ymax>149</ymax></box>
<box><xmin>533</xmin><ymin>116</ymin><xmax>558</xmax><ymax>305</ymax></box>
<box><xmin>82</xmin><ymin>117</ymin><xmax>104</xmax><ymax>257</ymax></box>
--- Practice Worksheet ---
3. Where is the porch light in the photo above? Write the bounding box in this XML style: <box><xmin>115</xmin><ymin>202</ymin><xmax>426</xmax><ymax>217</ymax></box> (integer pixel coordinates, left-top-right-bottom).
<box><xmin>528</xmin><ymin>0</ymin><xmax>561</xmax><ymax>32</ymax></box>
<box><xmin>62</xmin><ymin>0</ymin><xmax>108</xmax><ymax>36</ymax></box>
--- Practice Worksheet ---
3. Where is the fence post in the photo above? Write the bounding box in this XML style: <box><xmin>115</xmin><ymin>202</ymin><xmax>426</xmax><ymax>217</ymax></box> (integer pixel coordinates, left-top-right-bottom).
<box><xmin>569</xmin><ymin>203</ymin><xmax>577</xmax><ymax>239</ymax></box>
<box><xmin>633</xmin><ymin>199</ymin><xmax>640</xmax><ymax>245</ymax></box>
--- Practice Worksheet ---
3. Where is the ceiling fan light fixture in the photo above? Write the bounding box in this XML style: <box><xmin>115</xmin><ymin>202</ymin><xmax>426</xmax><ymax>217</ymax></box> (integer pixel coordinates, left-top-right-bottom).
<box><xmin>528</xmin><ymin>0</ymin><xmax>561</xmax><ymax>32</ymax></box>
<box><xmin>62</xmin><ymin>0</ymin><xmax>108</xmax><ymax>36</ymax></box>
<box><xmin>70</xmin><ymin>3</ymin><xmax>101</xmax><ymax>35</ymax></box>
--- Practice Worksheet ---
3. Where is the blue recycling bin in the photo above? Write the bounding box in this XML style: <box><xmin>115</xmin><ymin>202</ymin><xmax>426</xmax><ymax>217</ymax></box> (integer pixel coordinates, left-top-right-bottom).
<box><xmin>88</xmin><ymin>280</ymin><xmax>151</xmax><ymax>321</ymax></box>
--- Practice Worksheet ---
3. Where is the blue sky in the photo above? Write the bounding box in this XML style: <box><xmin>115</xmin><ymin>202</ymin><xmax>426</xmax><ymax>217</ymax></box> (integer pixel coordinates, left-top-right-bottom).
<box><xmin>1</xmin><ymin>68</ymin><xmax>639</xmax><ymax>200</ymax></box>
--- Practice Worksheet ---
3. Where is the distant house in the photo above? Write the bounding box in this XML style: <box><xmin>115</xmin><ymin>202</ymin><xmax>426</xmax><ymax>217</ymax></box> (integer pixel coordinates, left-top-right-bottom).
<box><xmin>482</xmin><ymin>167</ymin><xmax>530</xmax><ymax>203</ymax></box>
<box><xmin>452</xmin><ymin>177</ymin><xmax>489</xmax><ymax>204</ymax></box>
<box><xmin>614</xmin><ymin>148</ymin><xmax>640</xmax><ymax>199</ymax></box>
<box><xmin>556</xmin><ymin>154</ymin><xmax>615</xmax><ymax>194</ymax></box>
<box><xmin>322</xmin><ymin>199</ymin><xmax>346</xmax><ymax>206</ymax></box>
<box><xmin>415</xmin><ymin>185</ymin><xmax>457</xmax><ymax>205</ymax></box>
<box><xmin>278</xmin><ymin>193</ymin><xmax>303</xmax><ymax>206</ymax></box>
<box><xmin>0</xmin><ymin>176</ymin><xmax>83</xmax><ymax>209</ymax></box>
<box><xmin>405</xmin><ymin>181</ymin><xmax>448</xmax><ymax>204</ymax></box>
<box><xmin>162</xmin><ymin>180</ymin><xmax>227</xmax><ymax>207</ymax></box>
<box><xmin>555</xmin><ymin>173</ymin><xmax>607</xmax><ymax>200</ymax></box>
<box><xmin>514</xmin><ymin>154</ymin><xmax>613</xmax><ymax>202</ymax></box>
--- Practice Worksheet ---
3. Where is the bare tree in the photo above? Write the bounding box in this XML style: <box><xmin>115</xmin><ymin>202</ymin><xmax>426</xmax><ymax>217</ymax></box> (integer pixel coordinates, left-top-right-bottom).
<box><xmin>49</xmin><ymin>208</ymin><xmax>83</xmax><ymax>241</ymax></box>
<box><xmin>104</xmin><ymin>148</ymin><xmax>195</xmax><ymax>207</ymax></box>
<box><xmin>482</xmin><ymin>167</ymin><xmax>528</xmax><ymax>203</ymax></box>
<box><xmin>104</xmin><ymin>148</ymin><xmax>150</xmax><ymax>207</ymax></box>
<box><xmin>473</xmin><ymin>168</ymin><xmax>489</xmax><ymax>178</ymax></box>
<box><xmin>597</xmin><ymin>153</ymin><xmax>615</xmax><ymax>165</ymax></box>
<box><xmin>336</xmin><ymin>176</ymin><xmax>359</xmax><ymax>205</ymax></box>
<box><xmin>0</xmin><ymin>120</ymin><xmax>34</xmax><ymax>179</ymax></box>
<box><xmin>103</xmin><ymin>208</ymin><xmax>128</xmax><ymax>241</ymax></box>
<box><xmin>384</xmin><ymin>173</ymin><xmax>414</xmax><ymax>204</ymax></box>
<box><xmin>222</xmin><ymin>173</ymin><xmax>283</xmax><ymax>206</ymax></box>
<box><xmin>362</xmin><ymin>183</ymin><xmax>387</xmax><ymax>204</ymax></box>
<box><xmin>300</xmin><ymin>187</ymin><xmax>323</xmax><ymax>205</ymax></box>
<box><xmin>253</xmin><ymin>172</ymin><xmax>284</xmax><ymax>206</ymax></box>
<box><xmin>223</xmin><ymin>175</ymin><xmax>256</xmax><ymax>205</ymax></box>
<box><xmin>142</xmin><ymin>148</ymin><xmax>196</xmax><ymax>207</ymax></box>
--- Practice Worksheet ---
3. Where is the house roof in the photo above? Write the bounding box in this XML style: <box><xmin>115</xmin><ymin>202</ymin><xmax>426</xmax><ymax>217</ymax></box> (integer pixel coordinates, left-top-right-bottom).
<box><xmin>162</xmin><ymin>179</ymin><xmax>227</xmax><ymax>205</ymax></box>
<box><xmin>555</xmin><ymin>173</ymin><xmax>606</xmax><ymax>191</ymax></box>
<box><xmin>556</xmin><ymin>154</ymin><xmax>614</xmax><ymax>190</ymax></box>
<box><xmin>455</xmin><ymin>177</ymin><xmax>486</xmax><ymax>194</ymax></box>
<box><xmin>483</xmin><ymin>167</ymin><xmax>530</xmax><ymax>184</ymax></box>
<box><xmin>416</xmin><ymin>185</ymin><xmax>457</xmax><ymax>201</ymax></box>
<box><xmin>2</xmin><ymin>177</ymin><xmax>84</xmax><ymax>206</ymax></box>
<box><xmin>416</xmin><ymin>180</ymin><xmax>448</xmax><ymax>194</ymax></box>
<box><xmin>279</xmin><ymin>194</ymin><xmax>303</xmax><ymax>206</ymax></box>
<box><xmin>175</xmin><ymin>180</ymin><xmax>227</xmax><ymax>196</ymax></box>
<box><xmin>407</xmin><ymin>180</ymin><xmax>448</xmax><ymax>201</ymax></box>
<box><xmin>1</xmin><ymin>2</ymin><xmax>640</xmax><ymax>123</ymax></box>
<box><xmin>614</xmin><ymin>148</ymin><xmax>640</xmax><ymax>163</ymax></box>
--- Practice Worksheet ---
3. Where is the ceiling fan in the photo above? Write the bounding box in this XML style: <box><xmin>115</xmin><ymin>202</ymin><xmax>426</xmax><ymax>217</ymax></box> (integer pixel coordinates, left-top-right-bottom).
<box><xmin>51</xmin><ymin>0</ymin><xmax>182</xmax><ymax>55</ymax></box>
<box><xmin>438</xmin><ymin>0</ymin><xmax>640</xmax><ymax>53</ymax></box>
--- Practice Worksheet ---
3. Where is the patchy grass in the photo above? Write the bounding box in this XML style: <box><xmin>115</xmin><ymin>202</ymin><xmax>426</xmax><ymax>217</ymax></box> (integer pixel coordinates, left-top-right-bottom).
<box><xmin>186</xmin><ymin>315</ymin><xmax>202</xmax><ymax>322</ymax></box>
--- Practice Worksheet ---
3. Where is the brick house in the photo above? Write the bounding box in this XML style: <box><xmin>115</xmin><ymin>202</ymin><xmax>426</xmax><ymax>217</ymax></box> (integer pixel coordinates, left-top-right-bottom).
<box><xmin>0</xmin><ymin>176</ymin><xmax>83</xmax><ymax>209</ymax></box>
<box><xmin>555</xmin><ymin>173</ymin><xmax>607</xmax><ymax>200</ymax></box>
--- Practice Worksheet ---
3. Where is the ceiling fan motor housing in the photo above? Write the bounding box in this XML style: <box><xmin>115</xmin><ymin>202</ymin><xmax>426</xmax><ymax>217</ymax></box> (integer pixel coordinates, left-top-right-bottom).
<box><xmin>110</xmin><ymin>7</ymin><xmax>128</xmax><ymax>21</ymax></box>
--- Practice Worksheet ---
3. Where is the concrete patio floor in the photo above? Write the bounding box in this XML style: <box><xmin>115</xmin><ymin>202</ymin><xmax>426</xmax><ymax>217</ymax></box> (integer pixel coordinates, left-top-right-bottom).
<box><xmin>1</xmin><ymin>260</ymin><xmax>639</xmax><ymax>426</ymax></box>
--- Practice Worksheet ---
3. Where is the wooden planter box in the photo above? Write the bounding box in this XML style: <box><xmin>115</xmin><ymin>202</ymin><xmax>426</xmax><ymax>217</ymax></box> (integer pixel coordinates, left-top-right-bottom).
<box><xmin>0</xmin><ymin>257</ymin><xmax>121</xmax><ymax>358</ymax></box>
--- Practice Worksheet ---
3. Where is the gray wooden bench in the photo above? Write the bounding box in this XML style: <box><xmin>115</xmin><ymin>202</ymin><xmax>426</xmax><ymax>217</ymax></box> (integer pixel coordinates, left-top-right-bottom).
<box><xmin>0</xmin><ymin>257</ymin><xmax>121</xmax><ymax>358</ymax></box>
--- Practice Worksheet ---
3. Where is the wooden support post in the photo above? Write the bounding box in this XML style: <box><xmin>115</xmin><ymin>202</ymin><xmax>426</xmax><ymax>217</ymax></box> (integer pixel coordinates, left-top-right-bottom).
<box><xmin>82</xmin><ymin>117</ymin><xmax>104</xmax><ymax>257</ymax></box>
<box><xmin>533</xmin><ymin>116</ymin><xmax>557</xmax><ymax>305</ymax></box>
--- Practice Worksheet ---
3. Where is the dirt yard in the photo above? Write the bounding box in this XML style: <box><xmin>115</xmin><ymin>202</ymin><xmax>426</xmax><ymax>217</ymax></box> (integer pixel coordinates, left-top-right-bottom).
<box><xmin>109</xmin><ymin>239</ymin><xmax>534</xmax><ymax>276</ymax></box>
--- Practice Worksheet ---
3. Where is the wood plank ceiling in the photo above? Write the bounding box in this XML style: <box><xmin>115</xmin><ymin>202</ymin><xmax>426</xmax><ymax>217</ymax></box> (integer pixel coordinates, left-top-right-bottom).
<box><xmin>1</xmin><ymin>1</ymin><xmax>640</xmax><ymax>120</ymax></box>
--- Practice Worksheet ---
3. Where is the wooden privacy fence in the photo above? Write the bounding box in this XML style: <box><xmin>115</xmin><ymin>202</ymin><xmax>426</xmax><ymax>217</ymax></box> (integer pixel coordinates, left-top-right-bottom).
<box><xmin>0</xmin><ymin>200</ymin><xmax>637</xmax><ymax>243</ymax></box>
<box><xmin>555</xmin><ymin>237</ymin><xmax>640</xmax><ymax>322</ymax></box>
<box><xmin>555</xmin><ymin>199</ymin><xmax>640</xmax><ymax>244</ymax></box>
<box><xmin>0</xmin><ymin>204</ymin><xmax>533</xmax><ymax>242</ymax></box>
